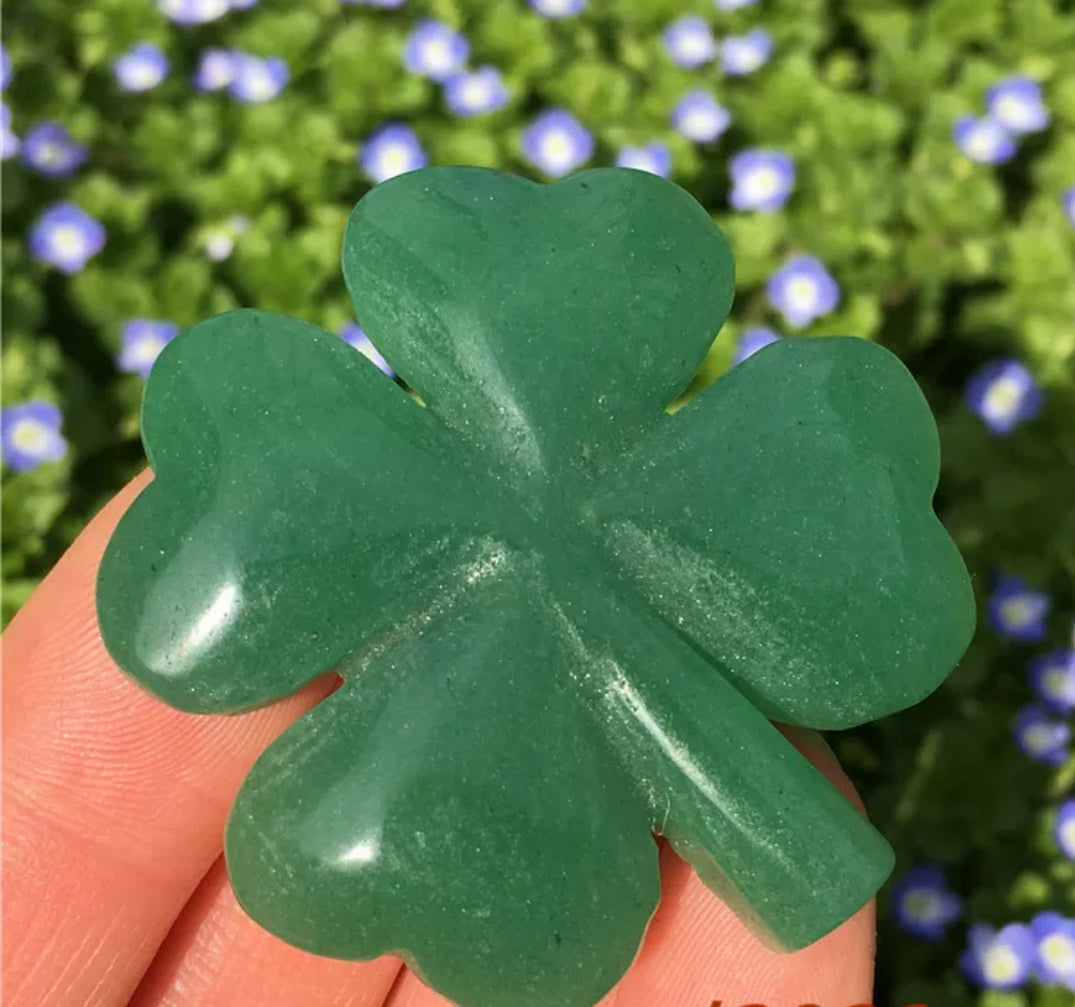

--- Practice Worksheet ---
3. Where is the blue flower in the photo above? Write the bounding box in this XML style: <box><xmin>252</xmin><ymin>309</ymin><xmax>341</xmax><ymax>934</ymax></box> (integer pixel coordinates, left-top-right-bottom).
<box><xmin>1</xmin><ymin>43</ymin><xmax>11</xmax><ymax>90</ymax></box>
<box><xmin>403</xmin><ymin>20</ymin><xmax>468</xmax><ymax>82</ymax></box>
<box><xmin>157</xmin><ymin>0</ymin><xmax>229</xmax><ymax>24</ymax></box>
<box><xmin>1</xmin><ymin>102</ymin><xmax>18</xmax><ymax>160</ymax></box>
<box><xmin>766</xmin><ymin>254</ymin><xmax>840</xmax><ymax>328</ymax></box>
<box><xmin>359</xmin><ymin>123</ymin><xmax>427</xmax><ymax>183</ymax></box>
<box><xmin>721</xmin><ymin>28</ymin><xmax>772</xmax><ymax>76</ymax></box>
<box><xmin>614</xmin><ymin>142</ymin><xmax>672</xmax><ymax>178</ymax></box>
<box><xmin>1055</xmin><ymin>799</ymin><xmax>1075</xmax><ymax>861</ymax></box>
<box><xmin>890</xmin><ymin>865</ymin><xmax>963</xmax><ymax>940</ymax></box>
<box><xmin>1029</xmin><ymin>649</ymin><xmax>1075</xmax><ymax>714</ymax></box>
<box><xmin>1063</xmin><ymin>185</ymin><xmax>1075</xmax><ymax>228</ymax></box>
<box><xmin>732</xmin><ymin>326</ymin><xmax>781</xmax><ymax>365</ymax></box>
<box><xmin>19</xmin><ymin>122</ymin><xmax>88</xmax><ymax>177</ymax></box>
<box><xmin>528</xmin><ymin>0</ymin><xmax>586</xmax><ymax>17</ymax></box>
<box><xmin>118</xmin><ymin>320</ymin><xmax>180</xmax><ymax>379</ymax></box>
<box><xmin>229</xmin><ymin>55</ymin><xmax>288</xmax><ymax>103</ymax></box>
<box><xmin>443</xmin><ymin>67</ymin><xmax>509</xmax><ymax>117</ymax></box>
<box><xmin>729</xmin><ymin>148</ymin><xmax>795</xmax><ymax>212</ymax></box>
<box><xmin>521</xmin><ymin>108</ymin><xmax>593</xmax><ymax>178</ymax></box>
<box><xmin>965</xmin><ymin>359</ymin><xmax>1043</xmax><ymax>435</ymax></box>
<box><xmin>194</xmin><ymin>48</ymin><xmax>238</xmax><ymax>92</ymax></box>
<box><xmin>953</xmin><ymin>115</ymin><xmax>1016</xmax><ymax>164</ymax></box>
<box><xmin>1030</xmin><ymin>913</ymin><xmax>1075</xmax><ymax>990</ymax></box>
<box><xmin>230</xmin><ymin>0</ymin><xmax>260</xmax><ymax>8</ymax></box>
<box><xmin>1013</xmin><ymin>704</ymin><xmax>1070</xmax><ymax>765</ymax></box>
<box><xmin>960</xmin><ymin>923</ymin><xmax>1036</xmax><ymax>990</ymax></box>
<box><xmin>28</xmin><ymin>202</ymin><xmax>106</xmax><ymax>274</ymax></box>
<box><xmin>113</xmin><ymin>43</ymin><xmax>169</xmax><ymax>93</ymax></box>
<box><xmin>986</xmin><ymin>76</ymin><xmax>1049</xmax><ymax>135</ymax></box>
<box><xmin>714</xmin><ymin>0</ymin><xmax>759</xmax><ymax>8</ymax></box>
<box><xmin>340</xmin><ymin>323</ymin><xmax>395</xmax><ymax>378</ymax></box>
<box><xmin>671</xmin><ymin>90</ymin><xmax>731</xmax><ymax>143</ymax></box>
<box><xmin>987</xmin><ymin>574</ymin><xmax>1050</xmax><ymax>641</ymax></box>
<box><xmin>662</xmin><ymin>16</ymin><xmax>716</xmax><ymax>69</ymax></box>
<box><xmin>1</xmin><ymin>401</ymin><xmax>68</xmax><ymax>473</ymax></box>
<box><xmin>341</xmin><ymin>0</ymin><xmax>407</xmax><ymax>7</ymax></box>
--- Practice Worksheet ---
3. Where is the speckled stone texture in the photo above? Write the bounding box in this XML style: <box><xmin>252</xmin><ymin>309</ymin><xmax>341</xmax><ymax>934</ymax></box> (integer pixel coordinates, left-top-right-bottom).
<box><xmin>97</xmin><ymin>166</ymin><xmax>975</xmax><ymax>1007</ymax></box>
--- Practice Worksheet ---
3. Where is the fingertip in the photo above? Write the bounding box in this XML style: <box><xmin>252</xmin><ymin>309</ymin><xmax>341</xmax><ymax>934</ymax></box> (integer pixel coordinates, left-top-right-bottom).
<box><xmin>608</xmin><ymin>842</ymin><xmax>876</xmax><ymax>1007</ymax></box>
<box><xmin>775</xmin><ymin>723</ymin><xmax>867</xmax><ymax>815</ymax></box>
<box><xmin>606</xmin><ymin>727</ymin><xmax>879</xmax><ymax>1007</ymax></box>
<box><xmin>1</xmin><ymin>467</ymin><xmax>342</xmax><ymax>1007</ymax></box>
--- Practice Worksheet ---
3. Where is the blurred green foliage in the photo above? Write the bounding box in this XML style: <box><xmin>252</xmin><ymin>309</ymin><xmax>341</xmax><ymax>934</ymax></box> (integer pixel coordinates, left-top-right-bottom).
<box><xmin>2</xmin><ymin>1</ymin><xmax>1075</xmax><ymax>1004</ymax></box>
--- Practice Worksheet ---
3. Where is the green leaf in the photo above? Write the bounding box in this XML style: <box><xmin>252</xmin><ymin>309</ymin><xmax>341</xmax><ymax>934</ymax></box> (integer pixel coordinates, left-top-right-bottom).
<box><xmin>592</xmin><ymin>336</ymin><xmax>976</xmax><ymax>730</ymax></box>
<box><xmin>342</xmin><ymin>166</ymin><xmax>734</xmax><ymax>469</ymax></box>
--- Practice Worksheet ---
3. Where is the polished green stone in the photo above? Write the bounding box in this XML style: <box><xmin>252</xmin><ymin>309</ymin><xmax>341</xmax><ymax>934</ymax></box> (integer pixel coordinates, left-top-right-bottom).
<box><xmin>96</xmin><ymin>166</ymin><xmax>976</xmax><ymax>1007</ymax></box>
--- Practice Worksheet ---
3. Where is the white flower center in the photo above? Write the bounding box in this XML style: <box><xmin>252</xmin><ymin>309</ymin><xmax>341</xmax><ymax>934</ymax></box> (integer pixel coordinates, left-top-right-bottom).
<box><xmin>728</xmin><ymin>43</ymin><xmax>764</xmax><ymax>71</ymax></box>
<box><xmin>124</xmin><ymin>60</ymin><xmax>161</xmax><ymax>89</ymax></box>
<box><xmin>204</xmin><ymin>61</ymin><xmax>233</xmax><ymax>88</ymax></box>
<box><xmin>131</xmin><ymin>336</ymin><xmax>166</xmax><ymax>367</ymax></box>
<box><xmin>786</xmin><ymin>276</ymin><xmax>818</xmax><ymax>311</ymax></box>
<box><xmin>982</xmin><ymin>945</ymin><xmax>1020</xmax><ymax>983</ymax></box>
<box><xmin>1023</xmin><ymin>723</ymin><xmax>1058</xmax><ymax>755</ymax></box>
<box><xmin>964</xmin><ymin>125</ymin><xmax>1000</xmax><ymax>161</ymax></box>
<box><xmin>375</xmin><ymin>144</ymin><xmax>414</xmax><ymax>180</ymax></box>
<box><xmin>422</xmin><ymin>39</ymin><xmax>454</xmax><ymax>74</ymax></box>
<box><xmin>37</xmin><ymin>142</ymin><xmax>63</xmax><ymax>165</ymax></box>
<box><xmin>12</xmin><ymin>420</ymin><xmax>48</xmax><ymax>452</ymax></box>
<box><xmin>620</xmin><ymin>151</ymin><xmax>657</xmax><ymax>173</ymax></box>
<box><xmin>683</xmin><ymin>109</ymin><xmax>717</xmax><ymax>138</ymax></box>
<box><xmin>539</xmin><ymin>0</ymin><xmax>575</xmax><ymax>14</ymax></box>
<box><xmin>676</xmin><ymin>34</ymin><xmax>712</xmax><ymax>62</ymax></box>
<box><xmin>50</xmin><ymin>225</ymin><xmax>87</xmax><ymax>258</ymax></box>
<box><xmin>1043</xmin><ymin>667</ymin><xmax>1075</xmax><ymax>703</ymax></box>
<box><xmin>242</xmin><ymin>68</ymin><xmax>276</xmax><ymax>101</ymax></box>
<box><xmin>902</xmin><ymin>890</ymin><xmax>942</xmax><ymax>923</ymax></box>
<box><xmin>996</xmin><ymin>93</ymin><xmax>1034</xmax><ymax>128</ymax></box>
<box><xmin>358</xmin><ymin>344</ymin><xmax>383</xmax><ymax>367</ymax></box>
<box><xmin>984</xmin><ymin>376</ymin><xmax>1023</xmax><ymax>419</ymax></box>
<box><xmin>539</xmin><ymin>131</ymin><xmax>574</xmax><ymax>170</ymax></box>
<box><xmin>742</xmin><ymin>165</ymin><xmax>780</xmax><ymax>201</ymax></box>
<box><xmin>1000</xmin><ymin>596</ymin><xmax>1034</xmax><ymax>628</ymax></box>
<box><xmin>460</xmin><ymin>78</ymin><xmax>491</xmax><ymax>108</ymax></box>
<box><xmin>1041</xmin><ymin>933</ymin><xmax>1075</xmax><ymax>973</ymax></box>
<box><xmin>184</xmin><ymin>0</ymin><xmax>227</xmax><ymax>18</ymax></box>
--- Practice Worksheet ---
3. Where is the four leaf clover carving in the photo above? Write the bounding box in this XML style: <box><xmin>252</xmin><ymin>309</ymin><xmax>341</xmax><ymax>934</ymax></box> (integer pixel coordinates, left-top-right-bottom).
<box><xmin>97</xmin><ymin>167</ymin><xmax>975</xmax><ymax>1007</ymax></box>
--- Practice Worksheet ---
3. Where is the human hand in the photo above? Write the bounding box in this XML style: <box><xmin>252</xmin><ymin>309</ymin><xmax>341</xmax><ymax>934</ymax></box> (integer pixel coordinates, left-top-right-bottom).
<box><xmin>3</xmin><ymin>471</ymin><xmax>877</xmax><ymax>1007</ymax></box>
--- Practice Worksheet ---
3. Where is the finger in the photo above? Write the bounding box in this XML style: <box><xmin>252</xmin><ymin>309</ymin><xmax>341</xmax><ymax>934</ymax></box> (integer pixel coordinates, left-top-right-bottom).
<box><xmin>129</xmin><ymin>859</ymin><xmax>403</xmax><ymax>1007</ymax></box>
<box><xmin>2</xmin><ymin>471</ymin><xmax>337</xmax><ymax>1007</ymax></box>
<box><xmin>384</xmin><ymin>726</ymin><xmax>875</xmax><ymax>1007</ymax></box>
<box><xmin>604</xmin><ymin>726</ymin><xmax>875</xmax><ymax>1007</ymax></box>
<box><xmin>603</xmin><ymin>844</ymin><xmax>874</xmax><ymax>1007</ymax></box>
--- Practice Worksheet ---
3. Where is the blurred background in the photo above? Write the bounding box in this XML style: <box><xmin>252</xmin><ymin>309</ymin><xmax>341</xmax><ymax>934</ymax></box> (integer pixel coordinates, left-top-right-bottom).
<box><xmin>2</xmin><ymin>0</ymin><xmax>1074</xmax><ymax>1003</ymax></box>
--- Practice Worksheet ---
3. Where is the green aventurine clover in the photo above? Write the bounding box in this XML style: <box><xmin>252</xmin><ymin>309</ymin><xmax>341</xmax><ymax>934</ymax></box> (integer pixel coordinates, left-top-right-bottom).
<box><xmin>96</xmin><ymin>167</ymin><xmax>975</xmax><ymax>1007</ymax></box>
